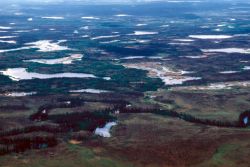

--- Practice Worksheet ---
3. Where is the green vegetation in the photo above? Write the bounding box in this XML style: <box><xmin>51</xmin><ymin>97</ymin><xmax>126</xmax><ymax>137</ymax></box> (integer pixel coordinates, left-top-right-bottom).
<box><xmin>0</xmin><ymin>143</ymin><xmax>133</xmax><ymax>167</ymax></box>
<box><xmin>211</xmin><ymin>144</ymin><xmax>238</xmax><ymax>166</ymax></box>
<box><xmin>67</xmin><ymin>144</ymin><xmax>133</xmax><ymax>167</ymax></box>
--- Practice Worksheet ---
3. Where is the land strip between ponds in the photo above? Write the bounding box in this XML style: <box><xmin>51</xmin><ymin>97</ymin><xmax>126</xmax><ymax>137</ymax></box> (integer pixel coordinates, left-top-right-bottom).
<box><xmin>0</xmin><ymin>105</ymin><xmax>248</xmax><ymax>155</ymax></box>
<box><xmin>1</xmin><ymin>107</ymin><xmax>246</xmax><ymax>144</ymax></box>
<box><xmin>29</xmin><ymin>98</ymin><xmax>248</xmax><ymax>129</ymax></box>
<box><xmin>118</xmin><ymin>107</ymin><xmax>248</xmax><ymax>128</ymax></box>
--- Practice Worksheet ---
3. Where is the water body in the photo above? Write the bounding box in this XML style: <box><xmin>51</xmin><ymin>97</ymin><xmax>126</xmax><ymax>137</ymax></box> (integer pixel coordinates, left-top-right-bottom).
<box><xmin>0</xmin><ymin>68</ymin><xmax>110</xmax><ymax>81</ymax></box>
<box><xmin>94</xmin><ymin>122</ymin><xmax>117</xmax><ymax>138</ymax></box>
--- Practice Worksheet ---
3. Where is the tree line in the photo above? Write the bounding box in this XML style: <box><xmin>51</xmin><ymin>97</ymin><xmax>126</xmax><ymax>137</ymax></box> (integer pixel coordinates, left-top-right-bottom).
<box><xmin>0</xmin><ymin>135</ymin><xmax>57</xmax><ymax>155</ymax></box>
<box><xmin>118</xmin><ymin>106</ymin><xmax>248</xmax><ymax>128</ymax></box>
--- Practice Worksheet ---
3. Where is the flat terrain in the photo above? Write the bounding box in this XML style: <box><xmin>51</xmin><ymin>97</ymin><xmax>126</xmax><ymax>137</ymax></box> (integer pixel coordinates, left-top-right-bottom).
<box><xmin>1</xmin><ymin>113</ymin><xmax>250</xmax><ymax>167</ymax></box>
<box><xmin>0</xmin><ymin>0</ymin><xmax>250</xmax><ymax>166</ymax></box>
